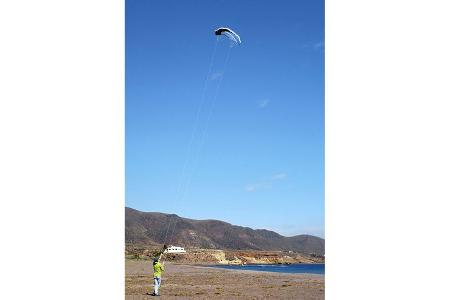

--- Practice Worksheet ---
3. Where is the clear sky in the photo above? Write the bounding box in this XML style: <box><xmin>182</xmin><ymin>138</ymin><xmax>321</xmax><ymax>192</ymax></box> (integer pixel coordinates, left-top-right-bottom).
<box><xmin>126</xmin><ymin>0</ymin><xmax>324</xmax><ymax>238</ymax></box>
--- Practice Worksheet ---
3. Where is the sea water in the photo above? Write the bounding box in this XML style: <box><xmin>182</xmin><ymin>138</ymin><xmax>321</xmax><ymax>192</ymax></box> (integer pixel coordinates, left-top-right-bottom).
<box><xmin>211</xmin><ymin>263</ymin><xmax>325</xmax><ymax>275</ymax></box>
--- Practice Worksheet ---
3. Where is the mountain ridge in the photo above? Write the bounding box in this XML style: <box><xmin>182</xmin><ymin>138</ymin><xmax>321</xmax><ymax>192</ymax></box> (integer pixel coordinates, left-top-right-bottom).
<box><xmin>125</xmin><ymin>207</ymin><xmax>324</xmax><ymax>255</ymax></box>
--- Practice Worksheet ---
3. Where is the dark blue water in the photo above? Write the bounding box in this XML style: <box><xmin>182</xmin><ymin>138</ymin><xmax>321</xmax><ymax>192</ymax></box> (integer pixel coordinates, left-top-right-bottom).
<box><xmin>211</xmin><ymin>263</ymin><xmax>325</xmax><ymax>275</ymax></box>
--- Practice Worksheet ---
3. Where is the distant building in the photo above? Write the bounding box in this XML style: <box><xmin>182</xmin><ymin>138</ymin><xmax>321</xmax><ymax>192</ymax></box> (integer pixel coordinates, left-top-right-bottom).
<box><xmin>164</xmin><ymin>246</ymin><xmax>186</xmax><ymax>253</ymax></box>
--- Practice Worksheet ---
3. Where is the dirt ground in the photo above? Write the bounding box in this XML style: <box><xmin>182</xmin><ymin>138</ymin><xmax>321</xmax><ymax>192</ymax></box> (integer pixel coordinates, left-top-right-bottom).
<box><xmin>125</xmin><ymin>259</ymin><xmax>324</xmax><ymax>299</ymax></box>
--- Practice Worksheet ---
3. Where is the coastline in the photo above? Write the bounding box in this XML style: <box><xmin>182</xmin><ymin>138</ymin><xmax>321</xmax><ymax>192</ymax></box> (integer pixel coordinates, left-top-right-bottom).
<box><xmin>205</xmin><ymin>263</ymin><xmax>325</xmax><ymax>275</ymax></box>
<box><xmin>126</xmin><ymin>259</ymin><xmax>324</xmax><ymax>299</ymax></box>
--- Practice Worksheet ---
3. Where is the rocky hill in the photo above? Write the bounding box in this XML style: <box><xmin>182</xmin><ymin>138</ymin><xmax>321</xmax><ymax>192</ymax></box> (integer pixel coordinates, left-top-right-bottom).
<box><xmin>125</xmin><ymin>207</ymin><xmax>324</xmax><ymax>255</ymax></box>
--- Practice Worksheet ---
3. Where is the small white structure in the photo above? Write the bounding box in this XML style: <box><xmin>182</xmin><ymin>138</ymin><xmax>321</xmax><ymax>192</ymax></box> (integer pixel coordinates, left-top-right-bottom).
<box><xmin>164</xmin><ymin>245</ymin><xmax>186</xmax><ymax>254</ymax></box>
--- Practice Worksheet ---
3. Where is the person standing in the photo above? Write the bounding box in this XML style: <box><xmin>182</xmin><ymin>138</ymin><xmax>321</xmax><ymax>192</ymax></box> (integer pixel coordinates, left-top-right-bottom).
<box><xmin>151</xmin><ymin>257</ymin><xmax>164</xmax><ymax>296</ymax></box>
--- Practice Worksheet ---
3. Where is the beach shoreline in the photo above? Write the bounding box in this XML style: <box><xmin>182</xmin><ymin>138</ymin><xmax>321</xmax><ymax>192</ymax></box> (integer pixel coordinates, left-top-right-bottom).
<box><xmin>126</xmin><ymin>259</ymin><xmax>324</xmax><ymax>299</ymax></box>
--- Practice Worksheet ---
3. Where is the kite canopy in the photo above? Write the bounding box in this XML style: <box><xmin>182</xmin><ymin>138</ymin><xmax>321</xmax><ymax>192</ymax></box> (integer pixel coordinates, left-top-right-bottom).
<box><xmin>214</xmin><ymin>27</ymin><xmax>241</xmax><ymax>45</ymax></box>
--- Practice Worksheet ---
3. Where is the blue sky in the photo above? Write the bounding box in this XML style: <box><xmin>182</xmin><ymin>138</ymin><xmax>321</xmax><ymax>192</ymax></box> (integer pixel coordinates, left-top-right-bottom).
<box><xmin>126</xmin><ymin>0</ymin><xmax>324</xmax><ymax>238</ymax></box>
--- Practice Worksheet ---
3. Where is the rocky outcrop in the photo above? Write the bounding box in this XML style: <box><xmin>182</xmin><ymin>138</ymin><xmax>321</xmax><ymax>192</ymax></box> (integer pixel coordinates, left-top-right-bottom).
<box><xmin>125</xmin><ymin>246</ymin><xmax>324</xmax><ymax>264</ymax></box>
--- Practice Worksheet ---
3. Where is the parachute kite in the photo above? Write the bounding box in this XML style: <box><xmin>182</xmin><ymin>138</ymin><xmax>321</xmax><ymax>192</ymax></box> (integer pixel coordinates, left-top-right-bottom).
<box><xmin>160</xmin><ymin>27</ymin><xmax>240</xmax><ymax>251</ymax></box>
<box><xmin>214</xmin><ymin>27</ymin><xmax>241</xmax><ymax>45</ymax></box>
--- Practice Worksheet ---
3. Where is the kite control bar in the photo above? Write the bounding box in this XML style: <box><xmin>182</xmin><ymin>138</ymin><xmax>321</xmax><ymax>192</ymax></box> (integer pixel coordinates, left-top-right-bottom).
<box><xmin>154</xmin><ymin>244</ymin><xmax>168</xmax><ymax>260</ymax></box>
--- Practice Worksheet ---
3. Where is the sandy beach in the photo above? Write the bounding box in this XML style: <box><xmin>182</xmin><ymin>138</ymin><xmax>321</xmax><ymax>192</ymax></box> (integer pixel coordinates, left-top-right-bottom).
<box><xmin>126</xmin><ymin>259</ymin><xmax>324</xmax><ymax>299</ymax></box>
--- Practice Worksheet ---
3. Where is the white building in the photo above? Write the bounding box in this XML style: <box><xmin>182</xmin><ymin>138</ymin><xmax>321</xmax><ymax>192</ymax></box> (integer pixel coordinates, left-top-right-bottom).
<box><xmin>164</xmin><ymin>245</ymin><xmax>186</xmax><ymax>253</ymax></box>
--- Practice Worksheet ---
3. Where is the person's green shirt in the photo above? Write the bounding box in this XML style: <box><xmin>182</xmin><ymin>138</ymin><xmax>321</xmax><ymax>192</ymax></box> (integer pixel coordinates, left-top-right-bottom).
<box><xmin>153</xmin><ymin>261</ymin><xmax>164</xmax><ymax>277</ymax></box>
